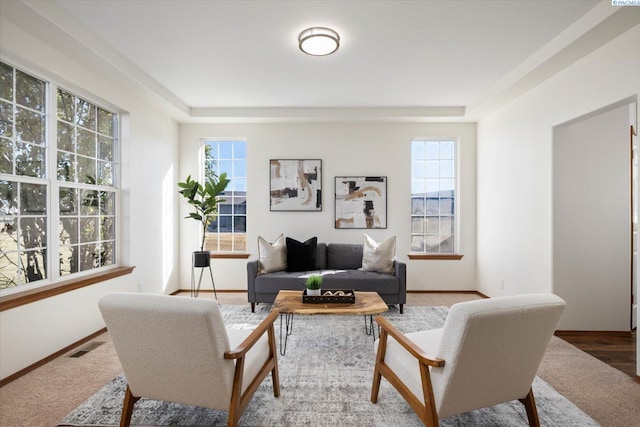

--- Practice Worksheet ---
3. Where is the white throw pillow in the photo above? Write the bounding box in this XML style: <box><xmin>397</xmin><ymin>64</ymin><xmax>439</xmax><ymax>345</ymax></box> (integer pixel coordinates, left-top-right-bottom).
<box><xmin>257</xmin><ymin>234</ymin><xmax>287</xmax><ymax>275</ymax></box>
<box><xmin>360</xmin><ymin>234</ymin><xmax>396</xmax><ymax>274</ymax></box>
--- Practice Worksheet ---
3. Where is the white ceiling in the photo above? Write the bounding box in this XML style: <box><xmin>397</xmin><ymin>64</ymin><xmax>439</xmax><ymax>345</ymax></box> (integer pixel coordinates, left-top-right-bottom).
<box><xmin>5</xmin><ymin>0</ymin><xmax>638</xmax><ymax>122</ymax></box>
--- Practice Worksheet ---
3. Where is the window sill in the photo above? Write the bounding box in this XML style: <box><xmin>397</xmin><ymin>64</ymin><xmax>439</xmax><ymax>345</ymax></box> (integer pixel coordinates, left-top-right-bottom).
<box><xmin>408</xmin><ymin>254</ymin><xmax>464</xmax><ymax>260</ymax></box>
<box><xmin>0</xmin><ymin>266</ymin><xmax>135</xmax><ymax>312</ymax></box>
<box><xmin>210</xmin><ymin>253</ymin><xmax>250</xmax><ymax>259</ymax></box>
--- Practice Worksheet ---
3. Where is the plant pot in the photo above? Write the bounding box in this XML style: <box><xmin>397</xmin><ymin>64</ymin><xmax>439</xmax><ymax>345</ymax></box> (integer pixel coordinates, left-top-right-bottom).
<box><xmin>306</xmin><ymin>288</ymin><xmax>321</xmax><ymax>296</ymax></box>
<box><xmin>192</xmin><ymin>251</ymin><xmax>211</xmax><ymax>268</ymax></box>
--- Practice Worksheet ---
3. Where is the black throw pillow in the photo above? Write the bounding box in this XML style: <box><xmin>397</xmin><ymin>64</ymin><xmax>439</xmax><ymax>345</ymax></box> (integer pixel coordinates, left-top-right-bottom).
<box><xmin>286</xmin><ymin>237</ymin><xmax>318</xmax><ymax>272</ymax></box>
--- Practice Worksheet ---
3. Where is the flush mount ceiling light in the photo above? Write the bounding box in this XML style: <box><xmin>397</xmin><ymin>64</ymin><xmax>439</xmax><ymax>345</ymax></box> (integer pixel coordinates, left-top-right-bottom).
<box><xmin>298</xmin><ymin>27</ymin><xmax>340</xmax><ymax>56</ymax></box>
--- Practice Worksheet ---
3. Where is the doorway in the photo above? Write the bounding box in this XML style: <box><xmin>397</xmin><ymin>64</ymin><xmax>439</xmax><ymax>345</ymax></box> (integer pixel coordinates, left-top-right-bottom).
<box><xmin>553</xmin><ymin>98</ymin><xmax>636</xmax><ymax>332</ymax></box>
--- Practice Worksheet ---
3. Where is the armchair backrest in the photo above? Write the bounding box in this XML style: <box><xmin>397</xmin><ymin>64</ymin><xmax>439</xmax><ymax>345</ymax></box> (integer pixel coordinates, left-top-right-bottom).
<box><xmin>99</xmin><ymin>293</ymin><xmax>236</xmax><ymax>410</ymax></box>
<box><xmin>431</xmin><ymin>294</ymin><xmax>566</xmax><ymax>418</ymax></box>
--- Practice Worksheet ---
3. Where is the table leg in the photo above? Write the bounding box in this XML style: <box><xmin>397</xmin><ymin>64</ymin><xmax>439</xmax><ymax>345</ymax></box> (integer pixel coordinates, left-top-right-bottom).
<box><xmin>364</xmin><ymin>314</ymin><xmax>378</xmax><ymax>342</ymax></box>
<box><xmin>279</xmin><ymin>313</ymin><xmax>294</xmax><ymax>356</ymax></box>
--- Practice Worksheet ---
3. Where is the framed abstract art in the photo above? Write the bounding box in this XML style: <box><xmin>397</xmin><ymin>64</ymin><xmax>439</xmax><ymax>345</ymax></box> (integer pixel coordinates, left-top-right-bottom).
<box><xmin>334</xmin><ymin>176</ymin><xmax>387</xmax><ymax>229</ymax></box>
<box><xmin>270</xmin><ymin>159</ymin><xmax>322</xmax><ymax>211</ymax></box>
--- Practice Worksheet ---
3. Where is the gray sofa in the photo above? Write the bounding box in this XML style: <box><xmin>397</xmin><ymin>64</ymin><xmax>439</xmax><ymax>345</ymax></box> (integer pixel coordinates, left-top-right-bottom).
<box><xmin>247</xmin><ymin>243</ymin><xmax>406</xmax><ymax>313</ymax></box>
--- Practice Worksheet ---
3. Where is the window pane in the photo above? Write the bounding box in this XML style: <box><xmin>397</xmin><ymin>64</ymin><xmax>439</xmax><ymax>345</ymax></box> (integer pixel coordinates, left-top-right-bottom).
<box><xmin>411</xmin><ymin>197</ymin><xmax>425</xmax><ymax>215</ymax></box>
<box><xmin>60</xmin><ymin>217</ymin><xmax>78</xmax><ymax>245</ymax></box>
<box><xmin>0</xmin><ymin>181</ymin><xmax>17</xmax><ymax>214</ymax></box>
<box><xmin>16</xmin><ymin>70</ymin><xmax>46</xmax><ymax>112</ymax></box>
<box><xmin>0</xmin><ymin>138</ymin><xmax>13</xmax><ymax>174</ymax></box>
<box><xmin>76</xmin><ymin>98</ymin><xmax>95</xmax><ymax>130</ymax></box>
<box><xmin>98</xmin><ymin>135</ymin><xmax>113</xmax><ymax>161</ymax></box>
<box><xmin>98</xmin><ymin>161</ymin><xmax>113</xmax><ymax>185</ymax></box>
<box><xmin>79</xmin><ymin>243</ymin><xmax>97</xmax><ymax>271</ymax></box>
<box><xmin>219</xmin><ymin>142</ymin><xmax>232</xmax><ymax>158</ymax></box>
<box><xmin>233</xmin><ymin>141</ymin><xmax>246</xmax><ymax>158</ymax></box>
<box><xmin>411</xmin><ymin>217</ymin><xmax>424</xmax><ymax>233</ymax></box>
<box><xmin>233</xmin><ymin>215</ymin><xmax>246</xmax><ymax>232</ymax></box>
<box><xmin>97</xmin><ymin>108</ymin><xmax>114</xmax><ymax>136</ymax></box>
<box><xmin>0</xmin><ymin>101</ymin><xmax>13</xmax><ymax>138</ymax></box>
<box><xmin>101</xmin><ymin>216</ymin><xmax>115</xmax><ymax>240</ymax></box>
<box><xmin>22</xmin><ymin>250</ymin><xmax>46</xmax><ymax>283</ymax></box>
<box><xmin>57</xmin><ymin>121</ymin><xmax>73</xmax><ymax>151</ymax></box>
<box><xmin>20</xmin><ymin>183</ymin><xmax>46</xmax><ymax>214</ymax></box>
<box><xmin>57</xmin><ymin>151</ymin><xmax>76</xmax><ymax>182</ymax></box>
<box><xmin>80</xmin><ymin>217</ymin><xmax>98</xmax><ymax>243</ymax></box>
<box><xmin>76</xmin><ymin>128</ymin><xmax>95</xmax><ymax>157</ymax></box>
<box><xmin>19</xmin><ymin>217</ymin><xmax>46</xmax><ymax>249</ymax></box>
<box><xmin>440</xmin><ymin>160</ymin><xmax>454</xmax><ymax>178</ymax></box>
<box><xmin>59</xmin><ymin>187</ymin><xmax>78</xmax><ymax>215</ymax></box>
<box><xmin>59</xmin><ymin>245</ymin><xmax>79</xmax><ymax>276</ymax></box>
<box><xmin>15</xmin><ymin>107</ymin><xmax>45</xmax><ymax>144</ymax></box>
<box><xmin>77</xmin><ymin>156</ymin><xmax>96</xmax><ymax>184</ymax></box>
<box><xmin>0</xmin><ymin>62</ymin><xmax>13</xmax><ymax>101</ymax></box>
<box><xmin>440</xmin><ymin>141</ymin><xmax>454</xmax><ymax>159</ymax></box>
<box><xmin>101</xmin><ymin>241</ymin><xmax>115</xmax><ymax>266</ymax></box>
<box><xmin>15</xmin><ymin>141</ymin><xmax>45</xmax><ymax>178</ymax></box>
<box><xmin>57</xmin><ymin>90</ymin><xmax>74</xmax><ymax>122</ymax></box>
<box><xmin>411</xmin><ymin>235</ymin><xmax>425</xmax><ymax>252</ymax></box>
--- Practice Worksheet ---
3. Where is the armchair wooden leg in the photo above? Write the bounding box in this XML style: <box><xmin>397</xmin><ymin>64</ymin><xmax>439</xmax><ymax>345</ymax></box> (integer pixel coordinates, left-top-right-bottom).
<box><xmin>119</xmin><ymin>385</ymin><xmax>140</xmax><ymax>427</ymax></box>
<box><xmin>268</xmin><ymin>324</ymin><xmax>281</xmax><ymax>397</ymax></box>
<box><xmin>399</xmin><ymin>304</ymin><xmax>404</xmax><ymax>314</ymax></box>
<box><xmin>251</xmin><ymin>303</ymin><xmax>255</xmax><ymax>313</ymax></box>
<box><xmin>518</xmin><ymin>388</ymin><xmax>541</xmax><ymax>427</ymax></box>
<box><xmin>371</xmin><ymin>327</ymin><xmax>388</xmax><ymax>403</ymax></box>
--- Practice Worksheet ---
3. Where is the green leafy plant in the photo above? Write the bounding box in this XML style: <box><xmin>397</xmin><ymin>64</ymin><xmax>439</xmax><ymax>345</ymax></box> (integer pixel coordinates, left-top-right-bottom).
<box><xmin>305</xmin><ymin>274</ymin><xmax>323</xmax><ymax>290</ymax></box>
<box><xmin>177</xmin><ymin>173</ymin><xmax>230</xmax><ymax>251</ymax></box>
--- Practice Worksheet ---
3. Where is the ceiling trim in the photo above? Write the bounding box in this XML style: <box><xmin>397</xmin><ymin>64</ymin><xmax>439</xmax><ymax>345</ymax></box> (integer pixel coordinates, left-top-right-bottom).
<box><xmin>466</xmin><ymin>2</ymin><xmax>640</xmax><ymax>119</ymax></box>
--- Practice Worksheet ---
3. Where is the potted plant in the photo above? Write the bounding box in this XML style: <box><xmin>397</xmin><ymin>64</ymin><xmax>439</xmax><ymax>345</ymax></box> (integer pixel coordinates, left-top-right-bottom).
<box><xmin>178</xmin><ymin>173</ymin><xmax>230</xmax><ymax>267</ymax></box>
<box><xmin>305</xmin><ymin>274</ymin><xmax>323</xmax><ymax>296</ymax></box>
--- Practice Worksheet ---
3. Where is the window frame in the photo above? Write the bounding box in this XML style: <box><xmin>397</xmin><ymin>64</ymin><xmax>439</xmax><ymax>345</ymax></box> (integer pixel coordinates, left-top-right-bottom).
<box><xmin>0</xmin><ymin>59</ymin><xmax>127</xmax><ymax>304</ymax></box>
<box><xmin>409</xmin><ymin>138</ymin><xmax>463</xmax><ymax>259</ymax></box>
<box><xmin>202</xmin><ymin>138</ymin><xmax>247</xmax><ymax>255</ymax></box>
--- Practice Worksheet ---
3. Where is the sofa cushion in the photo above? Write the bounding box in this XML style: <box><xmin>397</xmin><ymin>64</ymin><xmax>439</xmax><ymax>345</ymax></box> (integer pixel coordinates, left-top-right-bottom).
<box><xmin>254</xmin><ymin>271</ymin><xmax>319</xmax><ymax>293</ymax></box>
<box><xmin>286</xmin><ymin>237</ymin><xmax>318</xmax><ymax>272</ymax></box>
<box><xmin>360</xmin><ymin>234</ymin><xmax>396</xmax><ymax>274</ymax></box>
<box><xmin>257</xmin><ymin>234</ymin><xmax>287</xmax><ymax>275</ymax></box>
<box><xmin>327</xmin><ymin>244</ymin><xmax>363</xmax><ymax>270</ymax></box>
<box><xmin>320</xmin><ymin>270</ymin><xmax>400</xmax><ymax>295</ymax></box>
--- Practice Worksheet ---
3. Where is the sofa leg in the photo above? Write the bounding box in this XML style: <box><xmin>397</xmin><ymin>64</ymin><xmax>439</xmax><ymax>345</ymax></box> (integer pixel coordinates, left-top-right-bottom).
<box><xmin>399</xmin><ymin>304</ymin><xmax>404</xmax><ymax>314</ymax></box>
<box><xmin>251</xmin><ymin>302</ymin><xmax>255</xmax><ymax>313</ymax></box>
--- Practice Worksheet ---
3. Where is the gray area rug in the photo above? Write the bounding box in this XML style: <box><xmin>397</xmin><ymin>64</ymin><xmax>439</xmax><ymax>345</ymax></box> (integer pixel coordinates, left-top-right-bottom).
<box><xmin>58</xmin><ymin>304</ymin><xmax>599</xmax><ymax>426</ymax></box>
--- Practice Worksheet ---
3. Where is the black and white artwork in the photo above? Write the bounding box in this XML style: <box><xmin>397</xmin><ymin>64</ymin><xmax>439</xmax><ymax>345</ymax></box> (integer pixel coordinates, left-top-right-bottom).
<box><xmin>270</xmin><ymin>159</ymin><xmax>322</xmax><ymax>211</ymax></box>
<box><xmin>335</xmin><ymin>176</ymin><xmax>387</xmax><ymax>229</ymax></box>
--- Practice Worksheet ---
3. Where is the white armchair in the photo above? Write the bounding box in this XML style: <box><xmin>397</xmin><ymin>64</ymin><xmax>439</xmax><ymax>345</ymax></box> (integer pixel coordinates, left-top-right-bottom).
<box><xmin>98</xmin><ymin>292</ymin><xmax>280</xmax><ymax>427</ymax></box>
<box><xmin>371</xmin><ymin>294</ymin><xmax>566</xmax><ymax>426</ymax></box>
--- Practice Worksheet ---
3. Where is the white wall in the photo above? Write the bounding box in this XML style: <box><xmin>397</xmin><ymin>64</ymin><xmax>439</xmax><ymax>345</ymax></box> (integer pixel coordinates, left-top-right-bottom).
<box><xmin>477</xmin><ymin>25</ymin><xmax>640</xmax><ymax>314</ymax></box>
<box><xmin>553</xmin><ymin>103</ymin><xmax>632</xmax><ymax>331</ymax></box>
<box><xmin>0</xmin><ymin>16</ymin><xmax>180</xmax><ymax>379</ymax></box>
<box><xmin>179</xmin><ymin>122</ymin><xmax>477</xmax><ymax>293</ymax></box>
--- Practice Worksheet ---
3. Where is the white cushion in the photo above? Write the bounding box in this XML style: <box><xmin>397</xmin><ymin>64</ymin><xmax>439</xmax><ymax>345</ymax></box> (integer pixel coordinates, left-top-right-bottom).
<box><xmin>360</xmin><ymin>234</ymin><xmax>396</xmax><ymax>274</ymax></box>
<box><xmin>257</xmin><ymin>234</ymin><xmax>287</xmax><ymax>274</ymax></box>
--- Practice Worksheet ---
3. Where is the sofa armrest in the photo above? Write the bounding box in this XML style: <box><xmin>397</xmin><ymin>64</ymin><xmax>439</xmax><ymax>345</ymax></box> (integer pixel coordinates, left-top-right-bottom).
<box><xmin>394</xmin><ymin>258</ymin><xmax>407</xmax><ymax>304</ymax></box>
<box><xmin>247</xmin><ymin>260</ymin><xmax>259</xmax><ymax>303</ymax></box>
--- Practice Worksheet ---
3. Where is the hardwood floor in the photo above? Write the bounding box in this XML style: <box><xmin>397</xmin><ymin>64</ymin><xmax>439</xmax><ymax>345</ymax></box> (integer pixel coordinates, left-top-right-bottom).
<box><xmin>556</xmin><ymin>330</ymin><xmax>637</xmax><ymax>379</ymax></box>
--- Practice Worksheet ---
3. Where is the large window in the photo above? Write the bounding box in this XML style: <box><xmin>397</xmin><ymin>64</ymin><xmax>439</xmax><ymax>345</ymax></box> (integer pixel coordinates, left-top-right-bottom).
<box><xmin>0</xmin><ymin>60</ymin><xmax>118</xmax><ymax>291</ymax></box>
<box><xmin>204</xmin><ymin>140</ymin><xmax>246</xmax><ymax>252</ymax></box>
<box><xmin>411</xmin><ymin>139</ymin><xmax>456</xmax><ymax>254</ymax></box>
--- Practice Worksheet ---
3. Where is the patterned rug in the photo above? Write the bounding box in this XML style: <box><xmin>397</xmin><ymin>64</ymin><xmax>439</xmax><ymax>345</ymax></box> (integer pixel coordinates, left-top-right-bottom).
<box><xmin>58</xmin><ymin>304</ymin><xmax>599</xmax><ymax>426</ymax></box>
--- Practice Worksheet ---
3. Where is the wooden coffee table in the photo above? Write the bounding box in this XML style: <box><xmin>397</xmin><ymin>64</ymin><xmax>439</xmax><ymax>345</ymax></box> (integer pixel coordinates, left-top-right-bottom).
<box><xmin>271</xmin><ymin>290</ymin><xmax>388</xmax><ymax>355</ymax></box>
